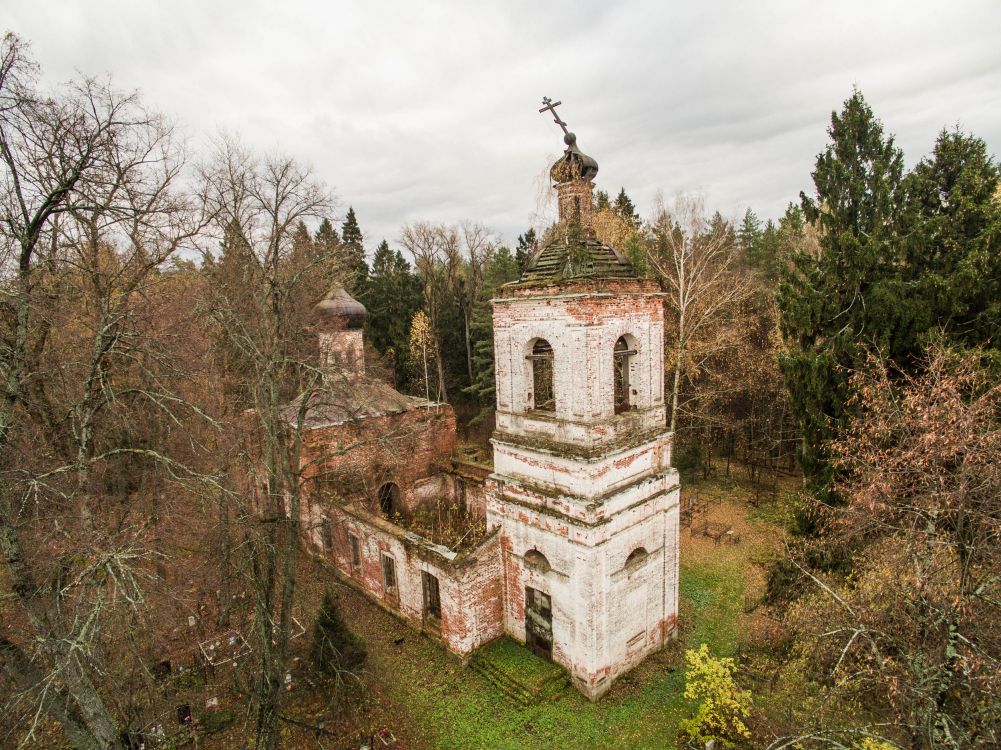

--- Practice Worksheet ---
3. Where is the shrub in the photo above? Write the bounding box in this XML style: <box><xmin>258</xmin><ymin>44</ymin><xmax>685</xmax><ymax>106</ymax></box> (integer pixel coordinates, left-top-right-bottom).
<box><xmin>679</xmin><ymin>644</ymin><xmax>752</xmax><ymax>749</ymax></box>
<box><xmin>202</xmin><ymin>708</ymin><xmax>235</xmax><ymax>733</ymax></box>
<box><xmin>311</xmin><ymin>590</ymin><xmax>366</xmax><ymax>678</ymax></box>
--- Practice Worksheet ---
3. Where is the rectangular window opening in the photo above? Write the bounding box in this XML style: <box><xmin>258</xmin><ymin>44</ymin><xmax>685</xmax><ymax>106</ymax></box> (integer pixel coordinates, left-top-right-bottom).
<box><xmin>421</xmin><ymin>570</ymin><xmax>441</xmax><ymax>621</ymax></box>
<box><xmin>348</xmin><ymin>533</ymin><xmax>361</xmax><ymax>568</ymax></box>
<box><xmin>382</xmin><ymin>554</ymin><xmax>397</xmax><ymax>596</ymax></box>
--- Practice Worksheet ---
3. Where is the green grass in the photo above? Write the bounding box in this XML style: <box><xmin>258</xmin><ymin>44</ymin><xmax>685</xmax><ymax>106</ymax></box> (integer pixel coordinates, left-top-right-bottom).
<box><xmin>355</xmin><ymin>553</ymin><xmax>749</xmax><ymax>750</ymax></box>
<box><xmin>747</xmin><ymin>489</ymin><xmax>802</xmax><ymax>529</ymax></box>
<box><xmin>477</xmin><ymin>636</ymin><xmax>566</xmax><ymax>692</ymax></box>
<box><xmin>680</xmin><ymin>559</ymin><xmax>746</xmax><ymax>657</ymax></box>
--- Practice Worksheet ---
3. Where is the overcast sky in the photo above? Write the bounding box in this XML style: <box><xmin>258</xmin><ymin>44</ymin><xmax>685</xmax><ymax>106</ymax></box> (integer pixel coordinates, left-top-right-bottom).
<box><xmin>5</xmin><ymin>0</ymin><xmax>1000</xmax><ymax>250</ymax></box>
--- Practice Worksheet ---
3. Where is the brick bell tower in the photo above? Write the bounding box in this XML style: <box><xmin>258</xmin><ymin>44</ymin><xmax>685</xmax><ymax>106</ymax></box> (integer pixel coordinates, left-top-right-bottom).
<box><xmin>485</xmin><ymin>100</ymin><xmax>680</xmax><ymax>699</ymax></box>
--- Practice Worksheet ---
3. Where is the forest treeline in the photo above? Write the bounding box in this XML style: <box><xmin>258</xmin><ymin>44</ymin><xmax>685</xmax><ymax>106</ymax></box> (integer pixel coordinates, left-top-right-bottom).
<box><xmin>2</xmin><ymin>28</ymin><xmax>1000</xmax><ymax>750</ymax></box>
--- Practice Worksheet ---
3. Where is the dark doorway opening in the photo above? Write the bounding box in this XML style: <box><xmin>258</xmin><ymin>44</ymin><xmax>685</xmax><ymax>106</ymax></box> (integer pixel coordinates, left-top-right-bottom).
<box><xmin>378</xmin><ymin>482</ymin><xmax>401</xmax><ymax>518</ymax></box>
<box><xmin>525</xmin><ymin>586</ymin><xmax>553</xmax><ymax>661</ymax></box>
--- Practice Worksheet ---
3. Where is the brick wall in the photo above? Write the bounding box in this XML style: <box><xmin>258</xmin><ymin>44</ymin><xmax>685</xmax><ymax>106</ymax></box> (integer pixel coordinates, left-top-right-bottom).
<box><xmin>301</xmin><ymin>405</ymin><xmax>456</xmax><ymax>515</ymax></box>
<box><xmin>308</xmin><ymin>501</ymin><xmax>502</xmax><ymax>657</ymax></box>
<box><xmin>492</xmin><ymin>289</ymin><xmax>665</xmax><ymax>431</ymax></box>
<box><xmin>319</xmin><ymin>329</ymin><xmax>365</xmax><ymax>375</ymax></box>
<box><xmin>488</xmin><ymin>278</ymin><xmax>682</xmax><ymax>700</ymax></box>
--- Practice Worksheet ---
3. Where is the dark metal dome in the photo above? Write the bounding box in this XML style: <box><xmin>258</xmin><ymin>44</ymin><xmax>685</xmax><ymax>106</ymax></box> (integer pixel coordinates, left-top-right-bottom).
<box><xmin>550</xmin><ymin>132</ymin><xmax>599</xmax><ymax>184</ymax></box>
<box><xmin>312</xmin><ymin>285</ymin><xmax>368</xmax><ymax>330</ymax></box>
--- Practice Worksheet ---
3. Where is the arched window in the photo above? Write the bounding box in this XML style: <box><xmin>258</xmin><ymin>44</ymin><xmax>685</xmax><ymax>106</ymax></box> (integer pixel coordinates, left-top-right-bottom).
<box><xmin>378</xmin><ymin>482</ymin><xmax>401</xmax><ymax>518</ymax></box>
<box><xmin>614</xmin><ymin>336</ymin><xmax>636</xmax><ymax>413</ymax></box>
<box><xmin>625</xmin><ymin>547</ymin><xmax>649</xmax><ymax>568</ymax></box>
<box><xmin>524</xmin><ymin>548</ymin><xmax>552</xmax><ymax>573</ymax></box>
<box><xmin>528</xmin><ymin>339</ymin><xmax>555</xmax><ymax>412</ymax></box>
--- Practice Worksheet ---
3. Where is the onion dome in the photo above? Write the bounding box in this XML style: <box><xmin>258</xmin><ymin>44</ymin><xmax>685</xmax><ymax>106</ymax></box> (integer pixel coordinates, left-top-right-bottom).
<box><xmin>312</xmin><ymin>285</ymin><xmax>368</xmax><ymax>330</ymax></box>
<box><xmin>550</xmin><ymin>132</ymin><xmax>599</xmax><ymax>184</ymax></box>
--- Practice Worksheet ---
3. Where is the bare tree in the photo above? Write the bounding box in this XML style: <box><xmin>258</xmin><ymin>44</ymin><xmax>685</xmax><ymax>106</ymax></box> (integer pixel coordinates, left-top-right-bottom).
<box><xmin>0</xmin><ymin>33</ymin><xmax>207</xmax><ymax>750</ymax></box>
<box><xmin>646</xmin><ymin>195</ymin><xmax>749</xmax><ymax>434</ymax></box>
<box><xmin>199</xmin><ymin>134</ymin><xmax>334</xmax><ymax>750</ymax></box>
<box><xmin>455</xmin><ymin>222</ymin><xmax>494</xmax><ymax>383</ymax></box>
<box><xmin>399</xmin><ymin>222</ymin><xmax>455</xmax><ymax>402</ymax></box>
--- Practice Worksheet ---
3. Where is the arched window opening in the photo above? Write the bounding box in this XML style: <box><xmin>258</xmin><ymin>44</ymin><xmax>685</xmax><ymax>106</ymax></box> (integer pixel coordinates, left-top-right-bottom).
<box><xmin>378</xmin><ymin>482</ymin><xmax>401</xmax><ymax>518</ymax></box>
<box><xmin>524</xmin><ymin>548</ymin><xmax>552</xmax><ymax>573</ymax></box>
<box><xmin>527</xmin><ymin>339</ymin><xmax>555</xmax><ymax>412</ymax></box>
<box><xmin>625</xmin><ymin>547</ymin><xmax>649</xmax><ymax>568</ymax></box>
<box><xmin>614</xmin><ymin>336</ymin><xmax>636</xmax><ymax>414</ymax></box>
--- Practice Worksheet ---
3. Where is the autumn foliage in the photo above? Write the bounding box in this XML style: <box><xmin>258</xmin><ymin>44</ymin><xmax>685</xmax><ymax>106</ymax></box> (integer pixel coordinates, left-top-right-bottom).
<box><xmin>784</xmin><ymin>346</ymin><xmax>1001</xmax><ymax>747</ymax></box>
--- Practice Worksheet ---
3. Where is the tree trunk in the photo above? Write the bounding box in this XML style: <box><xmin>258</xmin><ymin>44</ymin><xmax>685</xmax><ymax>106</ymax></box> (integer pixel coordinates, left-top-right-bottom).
<box><xmin>434</xmin><ymin>334</ymin><xmax>448</xmax><ymax>403</ymax></box>
<box><xmin>0</xmin><ymin>519</ymin><xmax>125</xmax><ymax>750</ymax></box>
<box><xmin>0</xmin><ymin>638</ymin><xmax>101</xmax><ymax>750</ymax></box>
<box><xmin>464</xmin><ymin>310</ymin><xmax>474</xmax><ymax>383</ymax></box>
<box><xmin>216</xmin><ymin>482</ymin><xmax>233</xmax><ymax>628</ymax></box>
<box><xmin>670</xmin><ymin>343</ymin><xmax>684</xmax><ymax>434</ymax></box>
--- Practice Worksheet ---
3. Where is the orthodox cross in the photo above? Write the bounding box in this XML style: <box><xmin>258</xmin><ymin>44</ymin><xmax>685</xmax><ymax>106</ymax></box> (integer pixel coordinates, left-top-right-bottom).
<box><xmin>539</xmin><ymin>96</ymin><xmax>569</xmax><ymax>134</ymax></box>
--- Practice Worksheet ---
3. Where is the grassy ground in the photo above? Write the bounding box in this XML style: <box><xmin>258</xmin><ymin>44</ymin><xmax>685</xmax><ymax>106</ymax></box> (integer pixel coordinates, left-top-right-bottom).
<box><xmin>308</xmin><ymin>468</ymin><xmax>800</xmax><ymax>750</ymax></box>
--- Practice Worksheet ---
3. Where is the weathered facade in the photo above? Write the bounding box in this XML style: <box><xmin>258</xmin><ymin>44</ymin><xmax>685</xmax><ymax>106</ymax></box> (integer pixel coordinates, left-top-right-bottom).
<box><xmin>296</xmin><ymin>127</ymin><xmax>679</xmax><ymax>700</ymax></box>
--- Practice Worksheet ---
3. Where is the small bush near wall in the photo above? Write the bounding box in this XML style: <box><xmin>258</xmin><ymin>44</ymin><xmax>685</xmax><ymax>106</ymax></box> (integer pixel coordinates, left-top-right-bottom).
<box><xmin>311</xmin><ymin>590</ymin><xmax>367</xmax><ymax>679</ymax></box>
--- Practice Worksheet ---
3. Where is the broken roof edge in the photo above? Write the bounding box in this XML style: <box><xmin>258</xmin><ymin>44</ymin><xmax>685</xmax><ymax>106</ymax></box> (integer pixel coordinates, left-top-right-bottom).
<box><xmin>327</xmin><ymin>499</ymin><xmax>500</xmax><ymax>567</ymax></box>
<box><xmin>494</xmin><ymin>274</ymin><xmax>662</xmax><ymax>299</ymax></box>
<box><xmin>280</xmin><ymin>379</ymin><xmax>450</xmax><ymax>429</ymax></box>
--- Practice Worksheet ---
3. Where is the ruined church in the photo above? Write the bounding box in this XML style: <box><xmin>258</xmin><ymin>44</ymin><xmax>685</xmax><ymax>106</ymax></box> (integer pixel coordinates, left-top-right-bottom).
<box><xmin>295</xmin><ymin>115</ymin><xmax>680</xmax><ymax>699</ymax></box>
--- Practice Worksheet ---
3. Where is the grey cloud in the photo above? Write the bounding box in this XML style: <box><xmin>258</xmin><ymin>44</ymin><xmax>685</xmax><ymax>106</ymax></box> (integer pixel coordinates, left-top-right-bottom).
<box><xmin>5</xmin><ymin>0</ymin><xmax>1000</xmax><ymax>250</ymax></box>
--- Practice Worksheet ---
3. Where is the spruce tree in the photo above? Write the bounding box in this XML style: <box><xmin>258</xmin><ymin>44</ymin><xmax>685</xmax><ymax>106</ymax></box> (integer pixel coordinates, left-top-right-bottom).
<box><xmin>464</xmin><ymin>247</ymin><xmax>521</xmax><ymax>413</ymax></box>
<box><xmin>340</xmin><ymin>206</ymin><xmax>368</xmax><ymax>293</ymax></box>
<box><xmin>361</xmin><ymin>239</ymin><xmax>421</xmax><ymax>382</ymax></box>
<box><xmin>899</xmin><ymin>128</ymin><xmax>1001</xmax><ymax>355</ymax></box>
<box><xmin>778</xmin><ymin>89</ymin><xmax>904</xmax><ymax>504</ymax></box>
<box><xmin>311</xmin><ymin>591</ymin><xmax>366</xmax><ymax>677</ymax></box>
<box><xmin>314</xmin><ymin>217</ymin><xmax>339</xmax><ymax>255</ymax></box>
<box><xmin>737</xmin><ymin>208</ymin><xmax>762</xmax><ymax>265</ymax></box>
<box><xmin>515</xmin><ymin>228</ymin><xmax>537</xmax><ymax>272</ymax></box>
<box><xmin>613</xmin><ymin>187</ymin><xmax>640</xmax><ymax>226</ymax></box>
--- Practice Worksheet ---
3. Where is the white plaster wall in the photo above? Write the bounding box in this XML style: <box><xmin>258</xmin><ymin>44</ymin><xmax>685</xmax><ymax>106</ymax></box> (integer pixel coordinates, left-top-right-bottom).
<box><xmin>308</xmin><ymin>503</ymin><xmax>501</xmax><ymax>657</ymax></box>
<box><xmin>493</xmin><ymin>293</ymin><xmax>664</xmax><ymax>423</ymax></box>
<box><xmin>491</xmin><ymin>434</ymin><xmax>674</xmax><ymax>501</ymax></box>
<box><xmin>489</xmin><ymin>283</ymin><xmax>679</xmax><ymax>699</ymax></box>
<box><xmin>407</xmin><ymin>474</ymin><xmax>454</xmax><ymax>509</ymax></box>
<box><xmin>489</xmin><ymin>478</ymin><xmax>680</xmax><ymax>697</ymax></box>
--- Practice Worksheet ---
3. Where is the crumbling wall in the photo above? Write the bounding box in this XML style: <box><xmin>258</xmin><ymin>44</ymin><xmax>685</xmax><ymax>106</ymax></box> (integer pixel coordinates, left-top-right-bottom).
<box><xmin>308</xmin><ymin>502</ymin><xmax>502</xmax><ymax>658</ymax></box>
<box><xmin>492</xmin><ymin>288</ymin><xmax>665</xmax><ymax>427</ymax></box>
<box><xmin>301</xmin><ymin>405</ymin><xmax>456</xmax><ymax>514</ymax></box>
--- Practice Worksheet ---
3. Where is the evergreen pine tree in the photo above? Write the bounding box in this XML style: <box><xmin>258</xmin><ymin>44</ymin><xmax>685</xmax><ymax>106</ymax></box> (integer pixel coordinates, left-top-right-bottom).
<box><xmin>205</xmin><ymin>220</ymin><xmax>261</xmax><ymax>408</ymax></box>
<box><xmin>464</xmin><ymin>247</ymin><xmax>521</xmax><ymax>413</ymax></box>
<box><xmin>314</xmin><ymin>217</ymin><xmax>339</xmax><ymax>253</ymax></box>
<box><xmin>361</xmin><ymin>239</ymin><xmax>421</xmax><ymax>382</ymax></box>
<box><xmin>340</xmin><ymin>206</ymin><xmax>369</xmax><ymax>294</ymax></box>
<box><xmin>515</xmin><ymin>228</ymin><xmax>537</xmax><ymax>272</ymax></box>
<box><xmin>311</xmin><ymin>591</ymin><xmax>366</xmax><ymax>677</ymax></box>
<box><xmin>737</xmin><ymin>208</ymin><xmax>762</xmax><ymax>265</ymax></box>
<box><xmin>899</xmin><ymin>128</ymin><xmax>1001</xmax><ymax>354</ymax></box>
<box><xmin>595</xmin><ymin>189</ymin><xmax>611</xmax><ymax>209</ymax></box>
<box><xmin>613</xmin><ymin>187</ymin><xmax>640</xmax><ymax>226</ymax></box>
<box><xmin>778</xmin><ymin>89</ymin><xmax>904</xmax><ymax>504</ymax></box>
